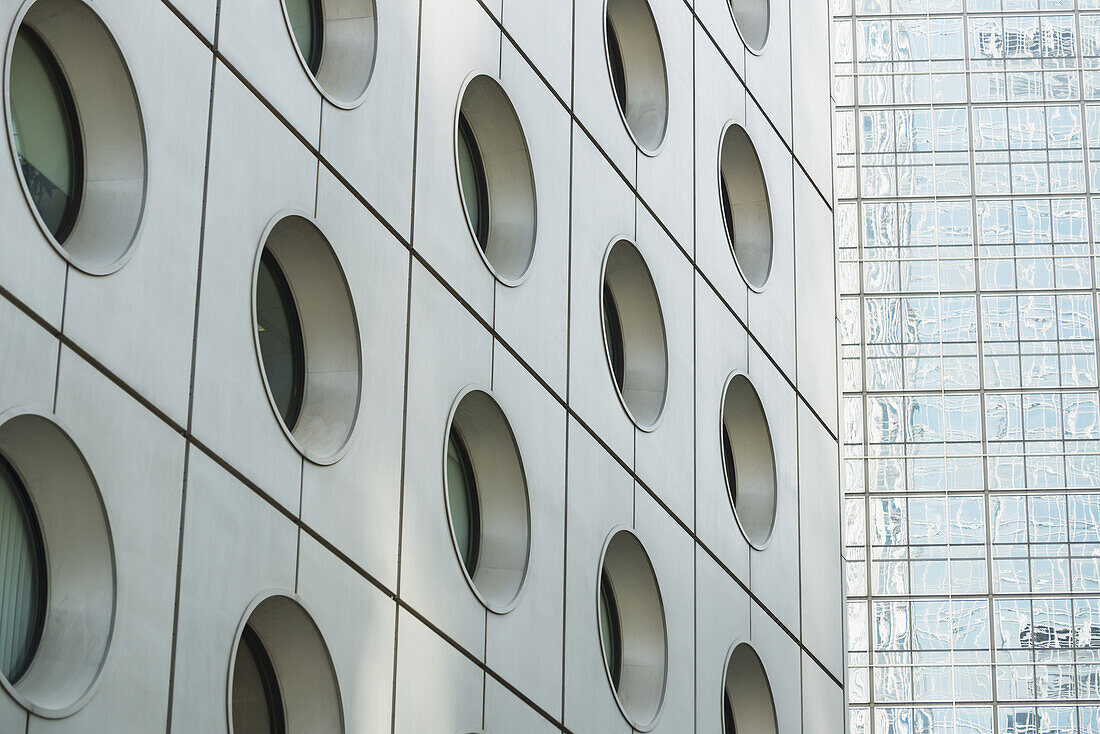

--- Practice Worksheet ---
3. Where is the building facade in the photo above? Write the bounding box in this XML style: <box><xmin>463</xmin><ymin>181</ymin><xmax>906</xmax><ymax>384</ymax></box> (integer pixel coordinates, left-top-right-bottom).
<box><xmin>0</xmin><ymin>0</ymin><xmax>839</xmax><ymax>732</ymax></box>
<box><xmin>834</xmin><ymin>0</ymin><xmax>1100</xmax><ymax>730</ymax></box>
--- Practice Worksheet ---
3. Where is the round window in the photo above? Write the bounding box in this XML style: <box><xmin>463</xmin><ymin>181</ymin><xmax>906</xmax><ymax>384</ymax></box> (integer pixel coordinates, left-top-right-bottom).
<box><xmin>5</xmin><ymin>0</ymin><xmax>146</xmax><ymax>274</ymax></box>
<box><xmin>597</xmin><ymin>529</ymin><xmax>667</xmax><ymax>729</ymax></box>
<box><xmin>720</xmin><ymin>374</ymin><xmax>777</xmax><ymax>549</ymax></box>
<box><xmin>455</xmin><ymin>75</ymin><xmax>537</xmax><ymax>285</ymax></box>
<box><xmin>252</xmin><ymin>214</ymin><xmax>361</xmax><ymax>465</ymax></box>
<box><xmin>604</xmin><ymin>0</ymin><xmax>669</xmax><ymax>153</ymax></box>
<box><xmin>600</xmin><ymin>239</ymin><xmax>668</xmax><ymax>430</ymax></box>
<box><xmin>728</xmin><ymin>0</ymin><xmax>770</xmax><ymax>54</ymax></box>
<box><xmin>722</xmin><ymin>643</ymin><xmax>778</xmax><ymax>734</ymax></box>
<box><xmin>443</xmin><ymin>389</ymin><xmax>530</xmax><ymax>613</ymax></box>
<box><xmin>230</xmin><ymin>594</ymin><xmax>342</xmax><ymax>734</ymax></box>
<box><xmin>718</xmin><ymin>124</ymin><xmax>773</xmax><ymax>290</ymax></box>
<box><xmin>280</xmin><ymin>0</ymin><xmax>377</xmax><ymax>107</ymax></box>
<box><xmin>0</xmin><ymin>410</ymin><xmax>114</xmax><ymax>718</ymax></box>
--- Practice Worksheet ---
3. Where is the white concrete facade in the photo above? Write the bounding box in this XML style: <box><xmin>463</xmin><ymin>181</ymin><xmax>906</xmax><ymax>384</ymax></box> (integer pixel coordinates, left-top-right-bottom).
<box><xmin>0</xmin><ymin>0</ymin><xmax>841</xmax><ymax>732</ymax></box>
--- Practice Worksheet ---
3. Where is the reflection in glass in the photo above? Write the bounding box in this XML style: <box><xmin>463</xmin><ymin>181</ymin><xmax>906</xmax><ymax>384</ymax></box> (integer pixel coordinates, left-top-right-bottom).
<box><xmin>599</xmin><ymin>569</ymin><xmax>622</xmax><ymax>689</ymax></box>
<box><xmin>9</xmin><ymin>27</ymin><xmax>82</xmax><ymax>242</ymax></box>
<box><xmin>285</xmin><ymin>0</ymin><xmax>323</xmax><ymax>74</ymax></box>
<box><xmin>447</xmin><ymin>426</ymin><xmax>481</xmax><ymax>573</ymax></box>
<box><xmin>256</xmin><ymin>250</ymin><xmax>306</xmax><ymax>430</ymax></box>
<box><xmin>723</xmin><ymin>690</ymin><xmax>736</xmax><ymax>734</ymax></box>
<box><xmin>0</xmin><ymin>454</ymin><xmax>45</xmax><ymax>684</ymax></box>
<box><xmin>457</xmin><ymin>113</ymin><xmax>489</xmax><ymax>248</ymax></box>
<box><xmin>232</xmin><ymin>626</ymin><xmax>286</xmax><ymax>734</ymax></box>
<box><xmin>603</xmin><ymin>282</ymin><xmax>625</xmax><ymax>391</ymax></box>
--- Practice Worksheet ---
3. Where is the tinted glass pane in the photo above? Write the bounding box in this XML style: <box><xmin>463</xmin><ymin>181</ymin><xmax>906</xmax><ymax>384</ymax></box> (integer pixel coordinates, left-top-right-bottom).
<box><xmin>599</xmin><ymin>570</ymin><xmax>622</xmax><ymax>687</ymax></box>
<box><xmin>606</xmin><ymin>16</ymin><xmax>627</xmax><ymax>112</ymax></box>
<box><xmin>256</xmin><ymin>251</ymin><xmax>304</xmax><ymax>429</ymax></box>
<box><xmin>0</xmin><ymin>456</ymin><xmax>44</xmax><ymax>683</ymax></box>
<box><xmin>603</xmin><ymin>283</ymin><xmax>626</xmax><ymax>390</ymax></box>
<box><xmin>722</xmin><ymin>424</ymin><xmax>737</xmax><ymax>504</ymax></box>
<box><xmin>447</xmin><ymin>427</ymin><xmax>479</xmax><ymax>571</ymax></box>
<box><xmin>232</xmin><ymin>627</ymin><xmax>283</xmax><ymax>734</ymax></box>
<box><xmin>285</xmin><ymin>0</ymin><xmax>322</xmax><ymax>72</ymax></box>
<box><xmin>10</xmin><ymin>28</ymin><xmax>80</xmax><ymax>242</ymax></box>
<box><xmin>457</xmin><ymin>115</ymin><xmax>488</xmax><ymax>247</ymax></box>
<box><xmin>720</xmin><ymin>173</ymin><xmax>735</xmax><ymax>245</ymax></box>
<box><xmin>724</xmin><ymin>690</ymin><xmax>736</xmax><ymax>733</ymax></box>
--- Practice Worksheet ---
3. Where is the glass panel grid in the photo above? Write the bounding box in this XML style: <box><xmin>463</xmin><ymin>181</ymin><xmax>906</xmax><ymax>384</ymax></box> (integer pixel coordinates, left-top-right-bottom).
<box><xmin>836</xmin><ymin>0</ymin><xmax>1100</xmax><ymax>728</ymax></box>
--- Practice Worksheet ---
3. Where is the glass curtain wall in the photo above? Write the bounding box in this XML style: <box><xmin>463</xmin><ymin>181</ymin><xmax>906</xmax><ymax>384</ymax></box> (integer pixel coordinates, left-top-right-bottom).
<box><xmin>833</xmin><ymin>0</ymin><xmax>1100</xmax><ymax>730</ymax></box>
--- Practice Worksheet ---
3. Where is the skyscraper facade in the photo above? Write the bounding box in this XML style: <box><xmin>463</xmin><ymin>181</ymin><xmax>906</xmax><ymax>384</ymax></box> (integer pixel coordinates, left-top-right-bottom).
<box><xmin>835</xmin><ymin>0</ymin><xmax>1100</xmax><ymax>731</ymax></box>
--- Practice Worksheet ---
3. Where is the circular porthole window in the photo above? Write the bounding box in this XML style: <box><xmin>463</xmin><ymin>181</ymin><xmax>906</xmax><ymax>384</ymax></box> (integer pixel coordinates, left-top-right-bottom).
<box><xmin>5</xmin><ymin>0</ymin><xmax>146</xmax><ymax>275</ymax></box>
<box><xmin>722</xmin><ymin>643</ymin><xmax>778</xmax><ymax>734</ymax></box>
<box><xmin>604</xmin><ymin>0</ymin><xmax>668</xmax><ymax>154</ymax></box>
<box><xmin>718</xmin><ymin>123</ymin><xmax>773</xmax><ymax>291</ymax></box>
<box><xmin>280</xmin><ymin>0</ymin><xmax>377</xmax><ymax>107</ymax></box>
<box><xmin>597</xmin><ymin>529</ymin><xmax>667</xmax><ymax>730</ymax></box>
<box><xmin>600</xmin><ymin>239</ymin><xmax>668</xmax><ymax>430</ymax></box>
<box><xmin>443</xmin><ymin>388</ymin><xmax>530</xmax><ymax>613</ymax></box>
<box><xmin>721</xmin><ymin>373</ymin><xmax>777</xmax><ymax>549</ymax></box>
<box><xmin>728</xmin><ymin>0</ymin><xmax>770</xmax><ymax>54</ymax></box>
<box><xmin>455</xmin><ymin>74</ymin><xmax>537</xmax><ymax>285</ymax></box>
<box><xmin>0</xmin><ymin>410</ymin><xmax>115</xmax><ymax>718</ymax></box>
<box><xmin>252</xmin><ymin>214</ymin><xmax>361</xmax><ymax>465</ymax></box>
<box><xmin>230</xmin><ymin>594</ymin><xmax>343</xmax><ymax>734</ymax></box>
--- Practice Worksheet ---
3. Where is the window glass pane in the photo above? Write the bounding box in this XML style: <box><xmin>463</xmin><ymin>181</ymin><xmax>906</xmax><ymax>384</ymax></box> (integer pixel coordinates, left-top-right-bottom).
<box><xmin>256</xmin><ymin>251</ymin><xmax>304</xmax><ymax>429</ymax></box>
<box><xmin>9</xmin><ymin>28</ymin><xmax>79</xmax><ymax>241</ymax></box>
<box><xmin>457</xmin><ymin>115</ymin><xmax>487</xmax><ymax>246</ymax></box>
<box><xmin>447</xmin><ymin>428</ymin><xmax>478</xmax><ymax>571</ymax></box>
<box><xmin>232</xmin><ymin>628</ymin><xmax>281</xmax><ymax>734</ymax></box>
<box><xmin>599</xmin><ymin>571</ymin><xmax>621</xmax><ymax>686</ymax></box>
<box><xmin>0</xmin><ymin>456</ymin><xmax>43</xmax><ymax>683</ymax></box>
<box><xmin>285</xmin><ymin>0</ymin><xmax>321</xmax><ymax>71</ymax></box>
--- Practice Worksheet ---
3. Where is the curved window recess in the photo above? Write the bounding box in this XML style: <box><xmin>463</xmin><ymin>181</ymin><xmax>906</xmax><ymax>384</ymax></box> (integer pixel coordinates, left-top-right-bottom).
<box><xmin>604</xmin><ymin>0</ymin><xmax>668</xmax><ymax>154</ymax></box>
<box><xmin>252</xmin><ymin>214</ymin><xmax>361</xmax><ymax>465</ymax></box>
<box><xmin>727</xmin><ymin>0</ymin><xmax>770</xmax><ymax>54</ymax></box>
<box><xmin>455</xmin><ymin>74</ymin><xmax>537</xmax><ymax>285</ymax></box>
<box><xmin>0</xmin><ymin>454</ymin><xmax>46</xmax><ymax>685</ymax></box>
<box><xmin>280</xmin><ymin>0</ymin><xmax>377</xmax><ymax>107</ymax></box>
<box><xmin>443</xmin><ymin>388</ymin><xmax>530</xmax><ymax>613</ymax></box>
<box><xmin>229</xmin><ymin>594</ymin><xmax>343</xmax><ymax>734</ymax></box>
<box><xmin>5</xmin><ymin>0</ymin><xmax>146</xmax><ymax>275</ymax></box>
<box><xmin>600</xmin><ymin>239</ymin><xmax>668</xmax><ymax>430</ymax></box>
<box><xmin>721</xmin><ymin>373</ymin><xmax>777</xmax><ymax>549</ymax></box>
<box><xmin>286</xmin><ymin>0</ymin><xmax>323</xmax><ymax>74</ymax></box>
<box><xmin>597</xmin><ymin>529</ymin><xmax>667</xmax><ymax>730</ymax></box>
<box><xmin>456</xmin><ymin>113</ymin><xmax>489</xmax><ymax>248</ymax></box>
<box><xmin>722</xmin><ymin>643</ymin><xmax>778</xmax><ymax>734</ymax></box>
<box><xmin>0</xmin><ymin>410</ymin><xmax>115</xmax><ymax>718</ymax></box>
<box><xmin>719</xmin><ymin>123</ymin><xmax>773</xmax><ymax>291</ymax></box>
